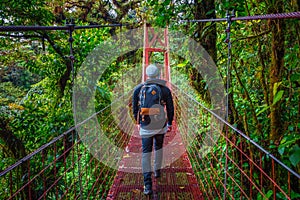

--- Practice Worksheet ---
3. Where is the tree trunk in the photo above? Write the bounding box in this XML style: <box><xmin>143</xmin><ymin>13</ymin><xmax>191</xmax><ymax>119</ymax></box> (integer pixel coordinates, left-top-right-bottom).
<box><xmin>188</xmin><ymin>0</ymin><xmax>217</xmax><ymax>105</ymax></box>
<box><xmin>268</xmin><ymin>1</ymin><xmax>285</xmax><ymax>143</ymax></box>
<box><xmin>0</xmin><ymin>118</ymin><xmax>30</xmax><ymax>199</ymax></box>
<box><xmin>194</xmin><ymin>0</ymin><xmax>217</xmax><ymax>62</ymax></box>
<box><xmin>0</xmin><ymin>118</ymin><xmax>27</xmax><ymax>162</ymax></box>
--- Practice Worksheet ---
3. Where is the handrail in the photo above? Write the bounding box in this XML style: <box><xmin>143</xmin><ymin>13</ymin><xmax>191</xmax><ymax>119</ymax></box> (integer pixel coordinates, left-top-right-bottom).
<box><xmin>180</xmin><ymin>11</ymin><xmax>300</xmax><ymax>23</ymax></box>
<box><xmin>0</xmin><ymin>24</ymin><xmax>129</xmax><ymax>32</ymax></box>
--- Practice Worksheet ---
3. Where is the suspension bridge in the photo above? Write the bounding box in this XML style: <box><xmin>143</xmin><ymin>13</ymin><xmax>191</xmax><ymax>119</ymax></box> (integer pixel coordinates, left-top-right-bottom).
<box><xmin>1</xmin><ymin>12</ymin><xmax>300</xmax><ymax>200</ymax></box>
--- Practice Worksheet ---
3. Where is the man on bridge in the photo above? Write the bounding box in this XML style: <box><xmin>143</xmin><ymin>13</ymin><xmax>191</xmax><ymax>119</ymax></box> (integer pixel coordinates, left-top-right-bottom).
<box><xmin>132</xmin><ymin>64</ymin><xmax>174</xmax><ymax>195</ymax></box>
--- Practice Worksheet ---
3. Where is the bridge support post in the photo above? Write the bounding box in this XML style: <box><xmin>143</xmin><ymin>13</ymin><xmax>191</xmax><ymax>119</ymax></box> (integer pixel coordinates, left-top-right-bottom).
<box><xmin>142</xmin><ymin>23</ymin><xmax>170</xmax><ymax>83</ymax></box>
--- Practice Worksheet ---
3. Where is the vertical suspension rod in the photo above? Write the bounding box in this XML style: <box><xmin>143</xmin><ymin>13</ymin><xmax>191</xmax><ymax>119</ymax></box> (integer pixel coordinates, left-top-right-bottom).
<box><xmin>224</xmin><ymin>10</ymin><xmax>235</xmax><ymax>200</ymax></box>
<box><xmin>67</xmin><ymin>19</ymin><xmax>83</xmax><ymax>200</ymax></box>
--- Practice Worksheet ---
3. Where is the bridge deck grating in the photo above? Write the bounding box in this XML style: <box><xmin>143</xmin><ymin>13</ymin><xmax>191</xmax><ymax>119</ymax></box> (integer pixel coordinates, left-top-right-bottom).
<box><xmin>107</xmin><ymin>125</ymin><xmax>203</xmax><ymax>200</ymax></box>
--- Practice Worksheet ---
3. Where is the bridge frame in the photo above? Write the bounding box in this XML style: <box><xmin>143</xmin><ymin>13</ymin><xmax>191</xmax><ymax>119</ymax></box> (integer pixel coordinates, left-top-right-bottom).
<box><xmin>142</xmin><ymin>23</ymin><xmax>170</xmax><ymax>83</ymax></box>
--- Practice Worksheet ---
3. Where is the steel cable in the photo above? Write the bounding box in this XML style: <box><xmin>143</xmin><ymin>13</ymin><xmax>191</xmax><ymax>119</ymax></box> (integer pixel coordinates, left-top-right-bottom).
<box><xmin>180</xmin><ymin>11</ymin><xmax>300</xmax><ymax>23</ymax></box>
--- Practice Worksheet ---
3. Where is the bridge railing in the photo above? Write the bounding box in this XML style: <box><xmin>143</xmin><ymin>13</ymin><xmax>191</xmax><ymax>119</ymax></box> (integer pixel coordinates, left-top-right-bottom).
<box><xmin>172</xmin><ymin>84</ymin><xmax>300</xmax><ymax>200</ymax></box>
<box><xmin>2</xmin><ymin>82</ymin><xmax>299</xmax><ymax>199</ymax></box>
<box><xmin>0</xmin><ymin>98</ymin><xmax>133</xmax><ymax>200</ymax></box>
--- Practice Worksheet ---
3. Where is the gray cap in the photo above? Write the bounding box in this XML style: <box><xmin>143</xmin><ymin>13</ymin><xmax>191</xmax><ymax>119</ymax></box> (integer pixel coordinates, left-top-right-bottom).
<box><xmin>146</xmin><ymin>64</ymin><xmax>159</xmax><ymax>78</ymax></box>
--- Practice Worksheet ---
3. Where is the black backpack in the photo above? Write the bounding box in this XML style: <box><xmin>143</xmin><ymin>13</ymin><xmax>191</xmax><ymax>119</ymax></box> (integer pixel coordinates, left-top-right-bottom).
<box><xmin>138</xmin><ymin>83</ymin><xmax>166</xmax><ymax>130</ymax></box>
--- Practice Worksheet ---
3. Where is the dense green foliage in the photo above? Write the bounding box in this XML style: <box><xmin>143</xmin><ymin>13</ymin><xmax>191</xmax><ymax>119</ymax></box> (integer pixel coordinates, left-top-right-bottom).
<box><xmin>0</xmin><ymin>0</ymin><xmax>299</xmax><ymax>199</ymax></box>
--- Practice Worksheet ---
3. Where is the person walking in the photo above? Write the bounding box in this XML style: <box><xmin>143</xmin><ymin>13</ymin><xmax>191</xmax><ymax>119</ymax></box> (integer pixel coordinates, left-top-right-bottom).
<box><xmin>132</xmin><ymin>64</ymin><xmax>174</xmax><ymax>195</ymax></box>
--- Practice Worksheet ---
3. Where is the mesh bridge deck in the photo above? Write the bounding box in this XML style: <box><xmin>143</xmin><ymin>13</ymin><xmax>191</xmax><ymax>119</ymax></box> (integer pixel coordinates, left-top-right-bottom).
<box><xmin>107</xmin><ymin>125</ymin><xmax>203</xmax><ymax>200</ymax></box>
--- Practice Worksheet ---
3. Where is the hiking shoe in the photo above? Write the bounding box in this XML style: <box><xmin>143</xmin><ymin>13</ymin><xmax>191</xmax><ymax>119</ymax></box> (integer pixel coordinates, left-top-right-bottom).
<box><xmin>154</xmin><ymin>170</ymin><xmax>161</xmax><ymax>178</ymax></box>
<box><xmin>143</xmin><ymin>187</ymin><xmax>153</xmax><ymax>195</ymax></box>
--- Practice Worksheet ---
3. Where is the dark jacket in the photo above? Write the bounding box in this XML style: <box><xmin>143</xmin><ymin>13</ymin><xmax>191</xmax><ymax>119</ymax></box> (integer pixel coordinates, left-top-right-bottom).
<box><xmin>132</xmin><ymin>79</ymin><xmax>174</xmax><ymax>130</ymax></box>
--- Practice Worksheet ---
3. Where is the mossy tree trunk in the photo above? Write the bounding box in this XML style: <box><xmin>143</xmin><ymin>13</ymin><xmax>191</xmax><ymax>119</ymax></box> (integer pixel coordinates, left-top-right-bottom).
<box><xmin>267</xmin><ymin>0</ymin><xmax>285</xmax><ymax>144</ymax></box>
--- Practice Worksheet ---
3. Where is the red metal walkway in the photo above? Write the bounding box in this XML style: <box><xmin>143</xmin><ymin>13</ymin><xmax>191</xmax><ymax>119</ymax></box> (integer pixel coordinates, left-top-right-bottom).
<box><xmin>107</xmin><ymin>125</ymin><xmax>203</xmax><ymax>199</ymax></box>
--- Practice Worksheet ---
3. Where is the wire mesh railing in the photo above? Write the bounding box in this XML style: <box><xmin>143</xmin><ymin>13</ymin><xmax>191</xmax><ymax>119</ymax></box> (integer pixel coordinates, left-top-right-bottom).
<box><xmin>1</xmin><ymin>83</ymin><xmax>299</xmax><ymax>199</ymax></box>
<box><xmin>0</xmin><ymin>82</ymin><xmax>300</xmax><ymax>199</ymax></box>
<box><xmin>172</xmin><ymin>85</ymin><xmax>300</xmax><ymax>200</ymax></box>
<box><xmin>0</xmin><ymin>98</ymin><xmax>134</xmax><ymax>200</ymax></box>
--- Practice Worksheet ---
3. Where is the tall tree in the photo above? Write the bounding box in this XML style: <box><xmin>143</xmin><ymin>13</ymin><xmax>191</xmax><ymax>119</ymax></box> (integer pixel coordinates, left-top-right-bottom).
<box><xmin>194</xmin><ymin>0</ymin><xmax>217</xmax><ymax>61</ymax></box>
<box><xmin>267</xmin><ymin>0</ymin><xmax>285</xmax><ymax>143</ymax></box>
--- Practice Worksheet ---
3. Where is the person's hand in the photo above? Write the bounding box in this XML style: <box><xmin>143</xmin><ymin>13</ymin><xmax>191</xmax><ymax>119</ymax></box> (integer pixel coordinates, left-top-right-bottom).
<box><xmin>167</xmin><ymin>125</ymin><xmax>172</xmax><ymax>132</ymax></box>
